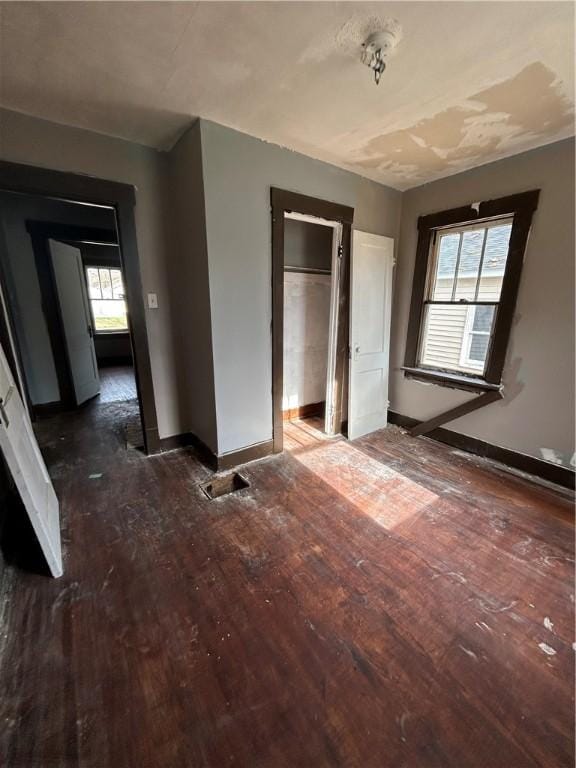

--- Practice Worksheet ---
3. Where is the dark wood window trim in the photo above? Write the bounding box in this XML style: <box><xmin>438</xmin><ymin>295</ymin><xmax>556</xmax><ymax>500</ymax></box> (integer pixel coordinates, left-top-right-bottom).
<box><xmin>0</xmin><ymin>161</ymin><xmax>160</xmax><ymax>454</ymax></box>
<box><xmin>271</xmin><ymin>188</ymin><xmax>354</xmax><ymax>454</ymax></box>
<box><xmin>404</xmin><ymin>190</ymin><xmax>540</xmax><ymax>393</ymax></box>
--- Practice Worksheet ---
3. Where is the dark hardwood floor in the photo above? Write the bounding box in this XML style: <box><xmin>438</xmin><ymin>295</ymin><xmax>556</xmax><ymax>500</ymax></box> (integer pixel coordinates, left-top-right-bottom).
<box><xmin>0</xmin><ymin>405</ymin><xmax>574</xmax><ymax>767</ymax></box>
<box><xmin>97</xmin><ymin>364</ymin><xmax>137</xmax><ymax>404</ymax></box>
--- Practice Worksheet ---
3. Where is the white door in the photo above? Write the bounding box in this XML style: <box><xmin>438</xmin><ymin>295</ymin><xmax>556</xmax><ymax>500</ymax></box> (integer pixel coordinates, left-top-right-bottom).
<box><xmin>0</xmin><ymin>342</ymin><xmax>62</xmax><ymax>577</ymax></box>
<box><xmin>49</xmin><ymin>240</ymin><xmax>100</xmax><ymax>405</ymax></box>
<box><xmin>348</xmin><ymin>231</ymin><xmax>394</xmax><ymax>440</ymax></box>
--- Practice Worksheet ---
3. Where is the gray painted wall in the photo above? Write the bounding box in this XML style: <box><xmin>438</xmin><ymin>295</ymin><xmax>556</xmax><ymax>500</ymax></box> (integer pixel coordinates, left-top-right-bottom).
<box><xmin>0</xmin><ymin>192</ymin><xmax>116</xmax><ymax>403</ymax></box>
<box><xmin>284</xmin><ymin>219</ymin><xmax>332</xmax><ymax>271</ymax></box>
<box><xmin>199</xmin><ymin>119</ymin><xmax>402</xmax><ymax>455</ymax></box>
<box><xmin>0</xmin><ymin>108</ymin><xmax>178</xmax><ymax>437</ymax></box>
<box><xmin>4</xmin><ymin>109</ymin><xmax>569</xmax><ymax>466</ymax></box>
<box><xmin>390</xmin><ymin>138</ymin><xmax>575</xmax><ymax>467</ymax></box>
<box><xmin>164</xmin><ymin>120</ymin><xmax>218</xmax><ymax>452</ymax></box>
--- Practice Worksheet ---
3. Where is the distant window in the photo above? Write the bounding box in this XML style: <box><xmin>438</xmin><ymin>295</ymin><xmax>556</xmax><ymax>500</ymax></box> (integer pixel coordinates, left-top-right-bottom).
<box><xmin>403</xmin><ymin>191</ymin><xmax>539</xmax><ymax>391</ymax></box>
<box><xmin>85</xmin><ymin>266</ymin><xmax>128</xmax><ymax>333</ymax></box>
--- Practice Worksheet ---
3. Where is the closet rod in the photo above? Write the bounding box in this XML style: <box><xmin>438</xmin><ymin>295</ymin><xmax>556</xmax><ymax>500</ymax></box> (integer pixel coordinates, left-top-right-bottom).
<box><xmin>284</xmin><ymin>265</ymin><xmax>331</xmax><ymax>275</ymax></box>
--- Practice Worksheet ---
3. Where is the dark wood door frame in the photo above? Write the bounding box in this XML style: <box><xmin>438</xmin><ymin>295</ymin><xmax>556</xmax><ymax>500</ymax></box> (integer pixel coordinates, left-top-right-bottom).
<box><xmin>0</xmin><ymin>217</ymin><xmax>32</xmax><ymax>414</ymax></box>
<box><xmin>271</xmin><ymin>188</ymin><xmax>354</xmax><ymax>454</ymax></box>
<box><xmin>0</xmin><ymin>161</ymin><xmax>160</xmax><ymax>454</ymax></box>
<box><xmin>26</xmin><ymin>222</ymin><xmax>118</xmax><ymax>414</ymax></box>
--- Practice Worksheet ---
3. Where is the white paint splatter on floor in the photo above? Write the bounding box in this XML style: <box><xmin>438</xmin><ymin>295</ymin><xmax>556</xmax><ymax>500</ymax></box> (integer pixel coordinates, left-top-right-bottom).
<box><xmin>538</xmin><ymin>642</ymin><xmax>556</xmax><ymax>656</ymax></box>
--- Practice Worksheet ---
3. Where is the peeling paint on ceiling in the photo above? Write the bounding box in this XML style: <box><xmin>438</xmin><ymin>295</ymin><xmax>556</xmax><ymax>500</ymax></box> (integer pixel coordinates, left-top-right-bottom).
<box><xmin>0</xmin><ymin>2</ymin><xmax>573</xmax><ymax>189</ymax></box>
<box><xmin>355</xmin><ymin>62</ymin><xmax>574</xmax><ymax>183</ymax></box>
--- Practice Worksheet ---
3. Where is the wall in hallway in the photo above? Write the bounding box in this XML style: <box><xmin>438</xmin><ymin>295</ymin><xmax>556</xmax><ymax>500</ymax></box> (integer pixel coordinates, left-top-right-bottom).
<box><xmin>0</xmin><ymin>192</ymin><xmax>115</xmax><ymax>404</ymax></box>
<box><xmin>0</xmin><ymin>109</ymin><xmax>180</xmax><ymax>437</ymax></box>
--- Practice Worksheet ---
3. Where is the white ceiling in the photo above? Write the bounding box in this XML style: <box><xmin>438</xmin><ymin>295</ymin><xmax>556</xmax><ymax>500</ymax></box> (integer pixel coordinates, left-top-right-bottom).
<box><xmin>0</xmin><ymin>1</ymin><xmax>574</xmax><ymax>190</ymax></box>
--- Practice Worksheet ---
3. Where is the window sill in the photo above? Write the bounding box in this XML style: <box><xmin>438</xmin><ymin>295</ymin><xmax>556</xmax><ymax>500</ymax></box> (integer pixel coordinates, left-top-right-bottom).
<box><xmin>94</xmin><ymin>330</ymin><xmax>130</xmax><ymax>337</ymax></box>
<box><xmin>402</xmin><ymin>366</ymin><xmax>502</xmax><ymax>393</ymax></box>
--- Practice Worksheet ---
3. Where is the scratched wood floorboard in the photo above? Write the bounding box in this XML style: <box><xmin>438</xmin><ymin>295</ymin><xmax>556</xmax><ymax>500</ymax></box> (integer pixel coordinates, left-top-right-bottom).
<box><xmin>0</xmin><ymin>404</ymin><xmax>573</xmax><ymax>768</ymax></box>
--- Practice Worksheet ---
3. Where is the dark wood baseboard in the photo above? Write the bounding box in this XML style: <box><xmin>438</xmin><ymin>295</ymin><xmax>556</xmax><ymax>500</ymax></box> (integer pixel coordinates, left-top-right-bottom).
<box><xmin>159</xmin><ymin>432</ymin><xmax>217</xmax><ymax>470</ymax></box>
<box><xmin>282</xmin><ymin>401</ymin><xmax>325</xmax><ymax>421</ymax></box>
<box><xmin>158</xmin><ymin>432</ymin><xmax>274</xmax><ymax>473</ymax></box>
<box><xmin>388</xmin><ymin>411</ymin><xmax>575</xmax><ymax>491</ymax></box>
<box><xmin>217</xmin><ymin>440</ymin><xmax>274</xmax><ymax>472</ymax></box>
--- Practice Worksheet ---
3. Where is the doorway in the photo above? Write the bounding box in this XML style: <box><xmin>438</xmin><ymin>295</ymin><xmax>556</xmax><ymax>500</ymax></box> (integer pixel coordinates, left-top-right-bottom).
<box><xmin>271</xmin><ymin>188</ymin><xmax>354</xmax><ymax>453</ymax></box>
<box><xmin>282</xmin><ymin>211</ymin><xmax>342</xmax><ymax>447</ymax></box>
<box><xmin>0</xmin><ymin>161</ymin><xmax>159</xmax><ymax>454</ymax></box>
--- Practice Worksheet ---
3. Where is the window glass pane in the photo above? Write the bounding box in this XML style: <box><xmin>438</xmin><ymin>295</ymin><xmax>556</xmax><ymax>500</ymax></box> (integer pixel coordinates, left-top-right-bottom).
<box><xmin>111</xmin><ymin>268</ymin><xmax>125</xmax><ymax>300</ymax></box>
<box><xmin>431</xmin><ymin>232</ymin><xmax>459</xmax><ymax>299</ymax></box>
<box><xmin>91</xmin><ymin>299</ymin><xmax>128</xmax><ymax>331</ymax></box>
<box><xmin>477</xmin><ymin>224</ymin><xmax>511</xmax><ymax>300</ymax></box>
<box><xmin>99</xmin><ymin>268</ymin><xmax>113</xmax><ymax>299</ymax></box>
<box><xmin>86</xmin><ymin>267</ymin><xmax>101</xmax><ymax>299</ymax></box>
<box><xmin>472</xmin><ymin>304</ymin><xmax>494</xmax><ymax>333</ymax></box>
<box><xmin>469</xmin><ymin>333</ymin><xmax>489</xmax><ymax>363</ymax></box>
<box><xmin>454</xmin><ymin>229</ymin><xmax>484</xmax><ymax>300</ymax></box>
<box><xmin>418</xmin><ymin>304</ymin><xmax>494</xmax><ymax>376</ymax></box>
<box><xmin>466</xmin><ymin>305</ymin><xmax>495</xmax><ymax>370</ymax></box>
<box><xmin>419</xmin><ymin>304</ymin><xmax>471</xmax><ymax>372</ymax></box>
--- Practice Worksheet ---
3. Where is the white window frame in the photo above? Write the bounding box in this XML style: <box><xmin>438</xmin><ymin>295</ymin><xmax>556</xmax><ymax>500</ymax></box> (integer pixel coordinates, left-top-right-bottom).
<box><xmin>459</xmin><ymin>305</ymin><xmax>490</xmax><ymax>371</ymax></box>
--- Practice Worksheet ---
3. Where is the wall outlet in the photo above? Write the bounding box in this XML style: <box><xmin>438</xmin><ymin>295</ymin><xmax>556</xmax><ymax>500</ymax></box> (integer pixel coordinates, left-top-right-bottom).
<box><xmin>147</xmin><ymin>293</ymin><xmax>158</xmax><ymax>309</ymax></box>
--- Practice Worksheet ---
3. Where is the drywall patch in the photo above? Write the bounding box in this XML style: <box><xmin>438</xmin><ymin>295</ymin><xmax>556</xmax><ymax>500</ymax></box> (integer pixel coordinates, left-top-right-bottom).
<box><xmin>355</xmin><ymin>63</ymin><xmax>574</xmax><ymax>183</ymax></box>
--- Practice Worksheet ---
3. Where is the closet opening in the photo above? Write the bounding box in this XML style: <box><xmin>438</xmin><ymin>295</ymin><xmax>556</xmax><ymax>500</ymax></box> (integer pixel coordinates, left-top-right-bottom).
<box><xmin>270</xmin><ymin>188</ymin><xmax>354</xmax><ymax>454</ymax></box>
<box><xmin>282</xmin><ymin>212</ymin><xmax>342</xmax><ymax>445</ymax></box>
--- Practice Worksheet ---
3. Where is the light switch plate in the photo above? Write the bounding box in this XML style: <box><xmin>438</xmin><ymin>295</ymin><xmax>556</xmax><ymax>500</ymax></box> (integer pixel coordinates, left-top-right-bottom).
<box><xmin>147</xmin><ymin>293</ymin><xmax>158</xmax><ymax>309</ymax></box>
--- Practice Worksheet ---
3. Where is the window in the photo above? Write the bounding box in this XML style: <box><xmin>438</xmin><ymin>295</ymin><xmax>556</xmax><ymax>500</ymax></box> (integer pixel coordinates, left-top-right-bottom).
<box><xmin>404</xmin><ymin>191</ymin><xmax>539</xmax><ymax>392</ymax></box>
<box><xmin>85</xmin><ymin>266</ymin><xmax>128</xmax><ymax>332</ymax></box>
<box><xmin>418</xmin><ymin>219</ymin><xmax>512</xmax><ymax>377</ymax></box>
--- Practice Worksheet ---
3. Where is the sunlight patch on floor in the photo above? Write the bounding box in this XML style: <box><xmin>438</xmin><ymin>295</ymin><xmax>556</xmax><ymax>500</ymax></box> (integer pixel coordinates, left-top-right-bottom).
<box><xmin>291</xmin><ymin>436</ymin><xmax>438</xmax><ymax>529</ymax></box>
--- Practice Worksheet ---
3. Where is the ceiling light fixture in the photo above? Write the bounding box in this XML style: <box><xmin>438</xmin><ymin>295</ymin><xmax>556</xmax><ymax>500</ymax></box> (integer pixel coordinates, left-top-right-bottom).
<box><xmin>360</xmin><ymin>27</ymin><xmax>401</xmax><ymax>85</ymax></box>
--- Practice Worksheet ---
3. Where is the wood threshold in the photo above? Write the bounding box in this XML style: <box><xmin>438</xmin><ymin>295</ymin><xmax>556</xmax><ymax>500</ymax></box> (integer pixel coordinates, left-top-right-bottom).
<box><xmin>282</xmin><ymin>401</ymin><xmax>325</xmax><ymax>422</ymax></box>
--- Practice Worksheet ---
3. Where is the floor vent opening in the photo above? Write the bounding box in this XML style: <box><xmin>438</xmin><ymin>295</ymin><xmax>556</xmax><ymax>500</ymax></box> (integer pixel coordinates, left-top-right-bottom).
<box><xmin>200</xmin><ymin>472</ymin><xmax>250</xmax><ymax>500</ymax></box>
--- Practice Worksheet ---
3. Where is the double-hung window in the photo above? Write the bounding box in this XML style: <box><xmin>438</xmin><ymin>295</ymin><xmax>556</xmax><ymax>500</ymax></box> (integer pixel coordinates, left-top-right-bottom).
<box><xmin>419</xmin><ymin>219</ymin><xmax>512</xmax><ymax>377</ymax></box>
<box><xmin>404</xmin><ymin>191</ymin><xmax>539</xmax><ymax>392</ymax></box>
<box><xmin>85</xmin><ymin>266</ymin><xmax>128</xmax><ymax>333</ymax></box>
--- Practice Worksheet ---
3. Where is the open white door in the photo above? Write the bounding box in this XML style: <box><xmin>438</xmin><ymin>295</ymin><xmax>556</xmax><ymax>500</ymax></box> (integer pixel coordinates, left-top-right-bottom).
<box><xmin>348</xmin><ymin>231</ymin><xmax>394</xmax><ymax>440</ymax></box>
<box><xmin>0</xmin><ymin>342</ymin><xmax>63</xmax><ymax>577</ymax></box>
<box><xmin>49</xmin><ymin>240</ymin><xmax>100</xmax><ymax>405</ymax></box>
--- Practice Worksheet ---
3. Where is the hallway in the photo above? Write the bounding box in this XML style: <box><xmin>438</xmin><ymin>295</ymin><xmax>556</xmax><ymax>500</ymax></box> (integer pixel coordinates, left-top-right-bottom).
<box><xmin>97</xmin><ymin>364</ymin><xmax>137</xmax><ymax>404</ymax></box>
